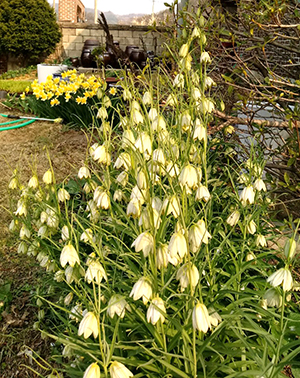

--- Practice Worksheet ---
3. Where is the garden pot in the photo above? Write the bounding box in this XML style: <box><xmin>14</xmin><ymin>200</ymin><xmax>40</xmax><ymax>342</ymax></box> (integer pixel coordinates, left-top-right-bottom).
<box><xmin>81</xmin><ymin>49</ymin><xmax>93</xmax><ymax>68</ymax></box>
<box><xmin>37</xmin><ymin>64</ymin><xmax>68</xmax><ymax>83</ymax></box>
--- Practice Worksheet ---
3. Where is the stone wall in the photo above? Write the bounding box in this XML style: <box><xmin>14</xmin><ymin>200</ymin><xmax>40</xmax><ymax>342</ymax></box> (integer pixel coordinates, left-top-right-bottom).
<box><xmin>58</xmin><ymin>23</ymin><xmax>168</xmax><ymax>59</ymax></box>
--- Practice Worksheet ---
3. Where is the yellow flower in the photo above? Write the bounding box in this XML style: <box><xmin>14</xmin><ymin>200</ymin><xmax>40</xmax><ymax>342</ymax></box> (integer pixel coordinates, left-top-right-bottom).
<box><xmin>109</xmin><ymin>87</ymin><xmax>117</xmax><ymax>95</ymax></box>
<box><xmin>65</xmin><ymin>93</ymin><xmax>71</xmax><ymax>102</ymax></box>
<box><xmin>20</xmin><ymin>92</ymin><xmax>26</xmax><ymax>100</ymax></box>
<box><xmin>50</xmin><ymin>98</ymin><xmax>60</xmax><ymax>107</ymax></box>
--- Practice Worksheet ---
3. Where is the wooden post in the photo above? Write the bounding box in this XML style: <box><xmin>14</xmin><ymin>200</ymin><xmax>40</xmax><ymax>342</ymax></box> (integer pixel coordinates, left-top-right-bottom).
<box><xmin>94</xmin><ymin>0</ymin><xmax>98</xmax><ymax>24</ymax></box>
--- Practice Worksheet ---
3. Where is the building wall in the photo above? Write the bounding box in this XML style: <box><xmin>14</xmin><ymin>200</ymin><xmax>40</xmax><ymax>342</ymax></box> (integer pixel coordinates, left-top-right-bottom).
<box><xmin>59</xmin><ymin>0</ymin><xmax>85</xmax><ymax>23</ymax></box>
<box><xmin>57</xmin><ymin>23</ymin><xmax>168</xmax><ymax>59</ymax></box>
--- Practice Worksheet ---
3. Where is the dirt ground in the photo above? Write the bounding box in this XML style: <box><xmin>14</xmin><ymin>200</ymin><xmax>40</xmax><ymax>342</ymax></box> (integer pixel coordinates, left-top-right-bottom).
<box><xmin>0</xmin><ymin>105</ymin><xmax>87</xmax><ymax>377</ymax></box>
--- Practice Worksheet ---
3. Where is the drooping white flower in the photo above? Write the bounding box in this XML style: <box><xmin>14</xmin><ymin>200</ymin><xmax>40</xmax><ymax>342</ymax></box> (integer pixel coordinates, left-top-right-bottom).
<box><xmin>152</xmin><ymin>115</ymin><xmax>166</xmax><ymax>132</ymax></box>
<box><xmin>165</xmin><ymin>93</ymin><xmax>178</xmax><ymax>106</ymax></box>
<box><xmin>267</xmin><ymin>268</ymin><xmax>293</xmax><ymax>291</ymax></box>
<box><xmin>60</xmin><ymin>243</ymin><xmax>80</xmax><ymax>267</ymax></box>
<box><xmin>78</xmin><ymin>166</ymin><xmax>91</xmax><ymax>179</ymax></box>
<box><xmin>147</xmin><ymin>296</ymin><xmax>166</xmax><ymax>325</ymax></box>
<box><xmin>191</xmin><ymin>87</ymin><xmax>202</xmax><ymax>101</ymax></box>
<box><xmin>247</xmin><ymin>220</ymin><xmax>257</xmax><ymax>235</ymax></box>
<box><xmin>284</xmin><ymin>238</ymin><xmax>297</xmax><ymax>259</ymax></box>
<box><xmin>192</xmin><ymin>303</ymin><xmax>211</xmax><ymax>333</ymax></box>
<box><xmin>204</xmin><ymin>77</ymin><xmax>216</xmax><ymax>89</ymax></box>
<box><xmin>14</xmin><ymin>200</ymin><xmax>27</xmax><ymax>216</ymax></box>
<box><xmin>168</xmin><ymin>232</ymin><xmax>188</xmax><ymax>260</ymax></box>
<box><xmin>173</xmin><ymin>73</ymin><xmax>184</xmax><ymax>88</ymax></box>
<box><xmin>97</xmin><ymin>106</ymin><xmax>108</xmax><ymax>119</ymax></box>
<box><xmin>132</xmin><ymin>108</ymin><xmax>144</xmax><ymax>124</ymax></box>
<box><xmin>152</xmin><ymin>148</ymin><xmax>166</xmax><ymax>167</ymax></box>
<box><xmin>199</xmin><ymin>98</ymin><xmax>215</xmax><ymax>114</ymax></box>
<box><xmin>43</xmin><ymin>170</ymin><xmax>53</xmax><ymax>184</ymax></box>
<box><xmin>113</xmin><ymin>189</ymin><xmax>124</xmax><ymax>202</ymax></box>
<box><xmin>85</xmin><ymin>260</ymin><xmax>107</xmax><ymax>284</ymax></box>
<box><xmin>188</xmin><ymin>220</ymin><xmax>211</xmax><ymax>252</ymax></box>
<box><xmin>139</xmin><ymin>208</ymin><xmax>161</xmax><ymax>230</ymax></box>
<box><xmin>179</xmin><ymin>43</ymin><xmax>189</xmax><ymax>57</ymax></box>
<box><xmin>143</xmin><ymin>91</ymin><xmax>152</xmax><ymax>105</ymax></box>
<box><xmin>156</xmin><ymin>244</ymin><xmax>169</xmax><ymax>269</ymax></box>
<box><xmin>114</xmin><ymin>152</ymin><xmax>131</xmax><ymax>170</ymax></box>
<box><xmin>191</xmin><ymin>26</ymin><xmax>201</xmax><ymax>39</ymax></box>
<box><xmin>246</xmin><ymin>251</ymin><xmax>256</xmax><ymax>262</ymax></box>
<box><xmin>131</xmin><ymin>232</ymin><xmax>154</xmax><ymax>257</ymax></box>
<box><xmin>263</xmin><ymin>288</ymin><xmax>282</xmax><ymax>308</ymax></box>
<box><xmin>130</xmin><ymin>185</ymin><xmax>146</xmax><ymax>205</ymax></box>
<box><xmin>254</xmin><ymin>178</ymin><xmax>266</xmax><ymax>192</ymax></box>
<box><xmin>195</xmin><ymin>185</ymin><xmax>211</xmax><ymax>202</ymax></box>
<box><xmin>83</xmin><ymin>363</ymin><xmax>100</xmax><ymax>378</ymax></box>
<box><xmin>134</xmin><ymin>132</ymin><xmax>152</xmax><ymax>156</ymax></box>
<box><xmin>180</xmin><ymin>111</ymin><xmax>192</xmax><ymax>132</ymax></box>
<box><xmin>121</xmin><ymin>130</ymin><xmax>135</xmax><ymax>148</ymax></box>
<box><xmin>9</xmin><ymin>177</ymin><xmax>18</xmax><ymax>190</ymax></box>
<box><xmin>179</xmin><ymin>164</ymin><xmax>199</xmax><ymax>190</ymax></box>
<box><xmin>130</xmin><ymin>277</ymin><xmax>153</xmax><ymax>304</ymax></box>
<box><xmin>240</xmin><ymin>185</ymin><xmax>255</xmax><ymax>205</ymax></box>
<box><xmin>80</xmin><ymin>228</ymin><xmax>93</xmax><ymax>243</ymax></box>
<box><xmin>78</xmin><ymin>311</ymin><xmax>98</xmax><ymax>339</ymax></box>
<box><xmin>256</xmin><ymin>234</ymin><xmax>267</xmax><ymax>248</ymax></box>
<box><xmin>200</xmin><ymin>51</ymin><xmax>211</xmax><ymax>64</ymax></box>
<box><xmin>148</xmin><ymin>108</ymin><xmax>158</xmax><ymax>122</ymax></box>
<box><xmin>151</xmin><ymin>197</ymin><xmax>163</xmax><ymax>212</ymax></box>
<box><xmin>20</xmin><ymin>224</ymin><xmax>31</xmax><ymax>239</ymax></box>
<box><xmin>64</xmin><ymin>292</ymin><xmax>73</xmax><ymax>306</ymax></box>
<box><xmin>107</xmin><ymin>295</ymin><xmax>129</xmax><ymax>318</ymax></box>
<box><xmin>116</xmin><ymin>171</ymin><xmax>128</xmax><ymax>186</ymax></box>
<box><xmin>162</xmin><ymin>196</ymin><xmax>180</xmax><ymax>218</ymax></box>
<box><xmin>58</xmin><ymin>188</ymin><xmax>70</xmax><ymax>202</ymax></box>
<box><xmin>226</xmin><ymin>210</ymin><xmax>240</xmax><ymax>226</ymax></box>
<box><xmin>127</xmin><ymin>198</ymin><xmax>142</xmax><ymax>218</ymax></box>
<box><xmin>92</xmin><ymin>145</ymin><xmax>111</xmax><ymax>165</ymax></box>
<box><xmin>94</xmin><ymin>188</ymin><xmax>110</xmax><ymax>209</ymax></box>
<box><xmin>208</xmin><ymin>307</ymin><xmax>222</xmax><ymax>327</ymax></box>
<box><xmin>176</xmin><ymin>263</ymin><xmax>199</xmax><ymax>292</ymax></box>
<box><xmin>28</xmin><ymin>175</ymin><xmax>39</xmax><ymax>189</ymax></box>
<box><xmin>110</xmin><ymin>361</ymin><xmax>133</xmax><ymax>378</ymax></box>
<box><xmin>193</xmin><ymin>119</ymin><xmax>206</xmax><ymax>141</ymax></box>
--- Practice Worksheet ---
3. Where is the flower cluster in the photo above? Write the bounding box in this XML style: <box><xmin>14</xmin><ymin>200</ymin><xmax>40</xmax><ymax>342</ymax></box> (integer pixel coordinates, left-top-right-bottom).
<box><xmin>9</xmin><ymin>21</ymin><xmax>300</xmax><ymax>378</ymax></box>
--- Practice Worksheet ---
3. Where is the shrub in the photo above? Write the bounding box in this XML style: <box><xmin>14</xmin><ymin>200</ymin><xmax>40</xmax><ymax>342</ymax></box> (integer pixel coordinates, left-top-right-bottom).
<box><xmin>0</xmin><ymin>0</ymin><xmax>61</xmax><ymax>65</ymax></box>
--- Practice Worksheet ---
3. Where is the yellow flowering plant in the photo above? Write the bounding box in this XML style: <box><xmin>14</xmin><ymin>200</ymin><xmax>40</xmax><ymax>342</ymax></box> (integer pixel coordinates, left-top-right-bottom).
<box><xmin>20</xmin><ymin>69</ymin><xmax>121</xmax><ymax>129</ymax></box>
<box><xmin>10</xmin><ymin>16</ymin><xmax>300</xmax><ymax>378</ymax></box>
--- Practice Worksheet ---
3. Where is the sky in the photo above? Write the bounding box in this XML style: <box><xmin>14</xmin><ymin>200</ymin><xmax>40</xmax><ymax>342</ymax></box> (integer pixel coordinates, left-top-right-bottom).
<box><xmin>49</xmin><ymin>0</ymin><xmax>169</xmax><ymax>15</ymax></box>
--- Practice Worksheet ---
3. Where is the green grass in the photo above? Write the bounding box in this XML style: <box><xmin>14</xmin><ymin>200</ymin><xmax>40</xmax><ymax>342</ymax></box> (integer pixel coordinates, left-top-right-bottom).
<box><xmin>0</xmin><ymin>80</ymin><xmax>31</xmax><ymax>94</ymax></box>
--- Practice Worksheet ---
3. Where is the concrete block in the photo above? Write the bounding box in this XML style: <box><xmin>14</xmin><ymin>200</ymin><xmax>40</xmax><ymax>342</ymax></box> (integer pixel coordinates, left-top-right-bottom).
<box><xmin>76</xmin><ymin>28</ymin><xmax>91</xmax><ymax>36</ymax></box>
<box><xmin>75</xmin><ymin>42</ymin><xmax>84</xmax><ymax>52</ymax></box>
<box><xmin>63</xmin><ymin>28</ymin><xmax>75</xmax><ymax>36</ymax></box>
<box><xmin>68</xmin><ymin>51</ymin><xmax>79</xmax><ymax>58</ymax></box>
<box><xmin>69</xmin><ymin>35</ymin><xmax>83</xmax><ymax>44</ymax></box>
<box><xmin>62</xmin><ymin>35</ymin><xmax>69</xmax><ymax>43</ymax></box>
<box><xmin>119</xmin><ymin>30</ymin><xmax>133</xmax><ymax>38</ymax></box>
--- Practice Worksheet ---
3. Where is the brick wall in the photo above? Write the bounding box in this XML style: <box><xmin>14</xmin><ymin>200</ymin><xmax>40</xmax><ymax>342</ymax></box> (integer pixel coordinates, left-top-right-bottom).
<box><xmin>59</xmin><ymin>0</ymin><xmax>85</xmax><ymax>23</ymax></box>
<box><xmin>57</xmin><ymin>23</ymin><xmax>168</xmax><ymax>59</ymax></box>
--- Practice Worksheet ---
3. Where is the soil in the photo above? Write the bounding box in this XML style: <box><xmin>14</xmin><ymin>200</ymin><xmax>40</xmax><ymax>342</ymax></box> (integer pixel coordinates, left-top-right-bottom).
<box><xmin>0</xmin><ymin>104</ymin><xmax>87</xmax><ymax>377</ymax></box>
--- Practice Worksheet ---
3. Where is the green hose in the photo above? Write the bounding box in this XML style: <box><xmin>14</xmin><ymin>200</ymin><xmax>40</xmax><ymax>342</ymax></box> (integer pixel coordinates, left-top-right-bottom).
<box><xmin>0</xmin><ymin>113</ymin><xmax>35</xmax><ymax>131</ymax></box>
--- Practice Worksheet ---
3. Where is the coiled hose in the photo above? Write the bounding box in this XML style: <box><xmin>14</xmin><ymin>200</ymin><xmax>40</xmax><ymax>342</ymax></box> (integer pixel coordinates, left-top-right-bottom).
<box><xmin>0</xmin><ymin>113</ymin><xmax>35</xmax><ymax>131</ymax></box>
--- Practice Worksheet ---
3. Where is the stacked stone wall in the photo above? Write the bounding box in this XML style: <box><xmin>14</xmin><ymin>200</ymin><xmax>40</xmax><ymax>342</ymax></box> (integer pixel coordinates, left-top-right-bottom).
<box><xmin>57</xmin><ymin>23</ymin><xmax>169</xmax><ymax>59</ymax></box>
